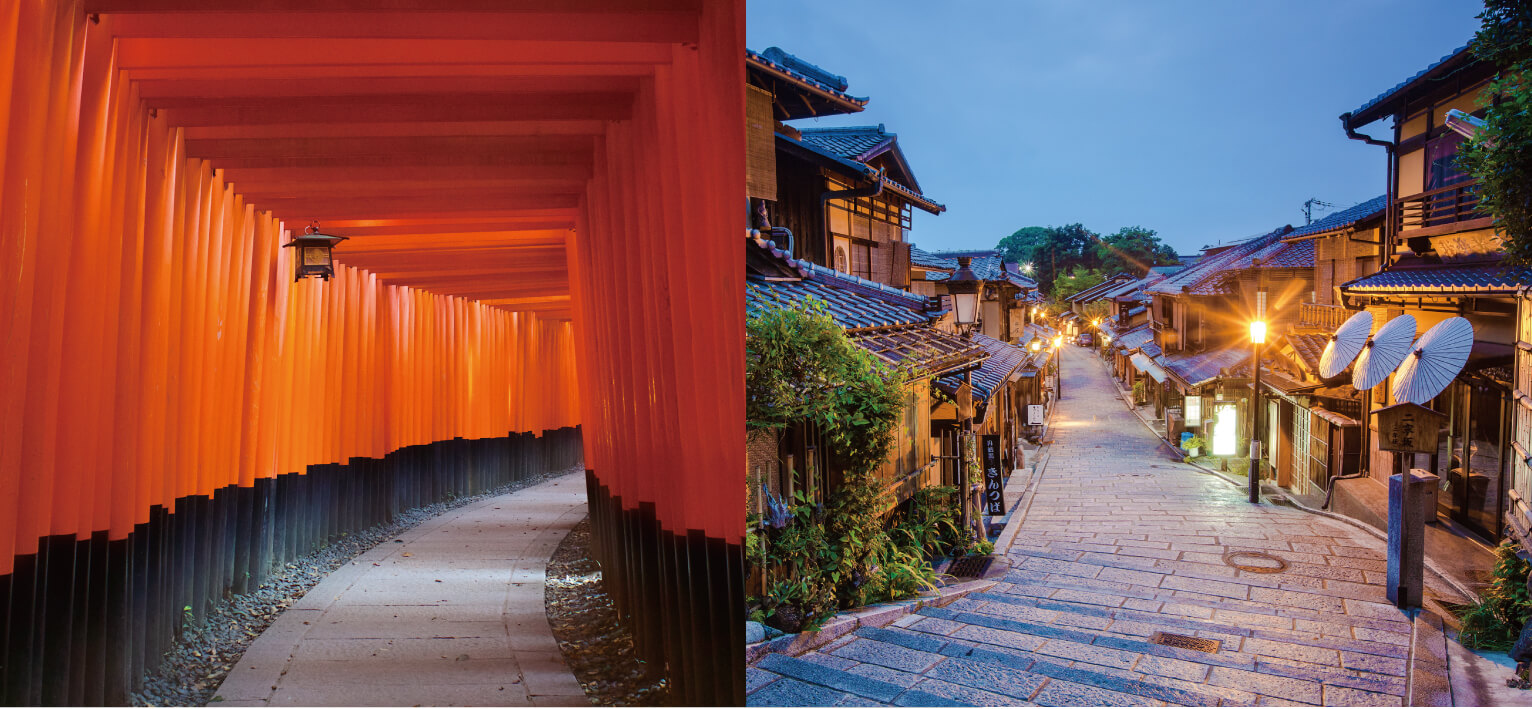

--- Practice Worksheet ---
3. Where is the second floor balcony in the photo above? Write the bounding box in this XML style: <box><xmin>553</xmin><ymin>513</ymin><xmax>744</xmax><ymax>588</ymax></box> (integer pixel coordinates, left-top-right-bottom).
<box><xmin>1298</xmin><ymin>302</ymin><xmax>1353</xmax><ymax>330</ymax></box>
<box><xmin>1393</xmin><ymin>179</ymin><xmax>1490</xmax><ymax>237</ymax></box>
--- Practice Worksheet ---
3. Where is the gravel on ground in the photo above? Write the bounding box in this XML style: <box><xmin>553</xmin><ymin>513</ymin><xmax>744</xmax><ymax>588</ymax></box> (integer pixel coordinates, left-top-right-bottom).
<box><xmin>545</xmin><ymin>516</ymin><xmax>669</xmax><ymax>706</ymax></box>
<box><xmin>132</xmin><ymin>464</ymin><xmax>575</xmax><ymax>708</ymax></box>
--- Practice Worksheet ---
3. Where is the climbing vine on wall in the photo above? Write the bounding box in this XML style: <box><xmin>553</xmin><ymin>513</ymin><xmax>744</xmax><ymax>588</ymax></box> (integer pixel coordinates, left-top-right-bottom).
<box><xmin>745</xmin><ymin>299</ymin><xmax>918</xmax><ymax>630</ymax></box>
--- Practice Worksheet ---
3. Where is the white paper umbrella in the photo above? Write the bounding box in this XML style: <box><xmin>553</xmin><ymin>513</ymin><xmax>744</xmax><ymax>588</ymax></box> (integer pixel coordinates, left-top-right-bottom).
<box><xmin>1392</xmin><ymin>317</ymin><xmax>1474</xmax><ymax>404</ymax></box>
<box><xmin>1318</xmin><ymin>310</ymin><xmax>1373</xmax><ymax>379</ymax></box>
<box><xmin>1352</xmin><ymin>313</ymin><xmax>1416</xmax><ymax>391</ymax></box>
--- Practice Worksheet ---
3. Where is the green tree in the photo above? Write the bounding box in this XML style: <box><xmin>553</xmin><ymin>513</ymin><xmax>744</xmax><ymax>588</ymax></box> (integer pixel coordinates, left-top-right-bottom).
<box><xmin>1051</xmin><ymin>267</ymin><xmax>1107</xmax><ymax>301</ymax></box>
<box><xmin>996</xmin><ymin>226</ymin><xmax>1049</xmax><ymax>265</ymax></box>
<box><xmin>1095</xmin><ymin>226</ymin><xmax>1178</xmax><ymax>277</ymax></box>
<box><xmin>1077</xmin><ymin>299</ymin><xmax>1112</xmax><ymax>324</ymax></box>
<box><xmin>1460</xmin><ymin>0</ymin><xmax>1532</xmax><ymax>265</ymax></box>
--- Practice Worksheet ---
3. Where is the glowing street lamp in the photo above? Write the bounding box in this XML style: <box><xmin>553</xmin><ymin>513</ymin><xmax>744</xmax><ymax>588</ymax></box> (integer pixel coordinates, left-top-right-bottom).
<box><xmin>948</xmin><ymin>257</ymin><xmax>981</xmax><ymax>336</ymax></box>
<box><xmin>1249</xmin><ymin>320</ymin><xmax>1266</xmax><ymax>344</ymax></box>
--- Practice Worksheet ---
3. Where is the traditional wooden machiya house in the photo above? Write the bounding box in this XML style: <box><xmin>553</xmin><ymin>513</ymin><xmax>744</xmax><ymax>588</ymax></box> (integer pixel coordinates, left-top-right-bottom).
<box><xmin>744</xmin><ymin>47</ymin><xmax>1035</xmax><ymax>523</ymax></box>
<box><xmin>1141</xmin><ymin>225</ymin><xmax>1315</xmax><ymax>452</ymax></box>
<box><xmin>745</xmin><ymin>237</ymin><xmax>987</xmax><ymax>510</ymax></box>
<box><xmin>1250</xmin><ymin>197</ymin><xmax>1387</xmax><ymax>500</ymax></box>
<box><xmin>746</xmin><ymin>47</ymin><xmax>944</xmax><ymax>288</ymax></box>
<box><xmin>1332</xmin><ymin>45</ymin><xmax>1532</xmax><ymax>544</ymax></box>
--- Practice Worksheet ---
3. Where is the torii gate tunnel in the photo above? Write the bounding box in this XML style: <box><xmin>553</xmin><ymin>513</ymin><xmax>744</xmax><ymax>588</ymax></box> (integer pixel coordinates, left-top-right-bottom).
<box><xmin>0</xmin><ymin>1</ymin><xmax>744</xmax><ymax>705</ymax></box>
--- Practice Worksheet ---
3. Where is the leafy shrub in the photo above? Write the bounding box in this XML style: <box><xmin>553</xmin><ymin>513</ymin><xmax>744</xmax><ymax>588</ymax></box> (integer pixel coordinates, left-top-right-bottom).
<box><xmin>1458</xmin><ymin>539</ymin><xmax>1532</xmax><ymax>651</ymax></box>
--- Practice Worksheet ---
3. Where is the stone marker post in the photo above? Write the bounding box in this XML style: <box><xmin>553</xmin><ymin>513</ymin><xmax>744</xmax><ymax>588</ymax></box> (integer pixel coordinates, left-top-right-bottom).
<box><xmin>1374</xmin><ymin>402</ymin><xmax>1446</xmax><ymax>610</ymax></box>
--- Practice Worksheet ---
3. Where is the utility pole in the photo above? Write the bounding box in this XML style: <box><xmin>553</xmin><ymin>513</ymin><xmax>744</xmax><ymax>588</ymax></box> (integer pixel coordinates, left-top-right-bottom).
<box><xmin>1302</xmin><ymin>198</ymin><xmax>1336</xmax><ymax>225</ymax></box>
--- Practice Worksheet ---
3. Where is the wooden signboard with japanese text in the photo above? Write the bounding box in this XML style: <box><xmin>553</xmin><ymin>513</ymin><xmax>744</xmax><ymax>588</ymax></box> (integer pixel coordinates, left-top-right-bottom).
<box><xmin>1373</xmin><ymin>402</ymin><xmax>1447</xmax><ymax>454</ymax></box>
<box><xmin>982</xmin><ymin>434</ymin><xmax>1005</xmax><ymax>515</ymax></box>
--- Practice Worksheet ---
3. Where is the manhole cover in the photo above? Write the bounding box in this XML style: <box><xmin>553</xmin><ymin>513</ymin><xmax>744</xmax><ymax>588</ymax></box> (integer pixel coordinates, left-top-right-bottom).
<box><xmin>1150</xmin><ymin>631</ymin><xmax>1220</xmax><ymax>654</ymax></box>
<box><xmin>1222</xmin><ymin>550</ymin><xmax>1289</xmax><ymax>574</ymax></box>
<box><xmin>947</xmin><ymin>556</ymin><xmax>994</xmax><ymax>578</ymax></box>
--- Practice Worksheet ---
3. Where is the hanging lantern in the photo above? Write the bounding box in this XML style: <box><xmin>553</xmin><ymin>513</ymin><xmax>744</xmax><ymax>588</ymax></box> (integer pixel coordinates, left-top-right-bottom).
<box><xmin>947</xmin><ymin>256</ymin><xmax>981</xmax><ymax>332</ymax></box>
<box><xmin>283</xmin><ymin>222</ymin><xmax>347</xmax><ymax>282</ymax></box>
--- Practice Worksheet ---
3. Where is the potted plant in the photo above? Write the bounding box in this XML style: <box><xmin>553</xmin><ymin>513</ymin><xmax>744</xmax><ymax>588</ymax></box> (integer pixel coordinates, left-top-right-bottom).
<box><xmin>1131</xmin><ymin>380</ymin><xmax>1147</xmax><ymax>406</ymax></box>
<box><xmin>1183</xmin><ymin>435</ymin><xmax>1206</xmax><ymax>458</ymax></box>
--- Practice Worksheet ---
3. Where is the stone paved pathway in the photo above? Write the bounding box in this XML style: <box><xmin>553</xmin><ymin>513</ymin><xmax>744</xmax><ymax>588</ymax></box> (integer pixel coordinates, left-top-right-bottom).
<box><xmin>213</xmin><ymin>472</ymin><xmax>589</xmax><ymax>707</ymax></box>
<box><xmin>748</xmin><ymin>345</ymin><xmax>1457</xmax><ymax>707</ymax></box>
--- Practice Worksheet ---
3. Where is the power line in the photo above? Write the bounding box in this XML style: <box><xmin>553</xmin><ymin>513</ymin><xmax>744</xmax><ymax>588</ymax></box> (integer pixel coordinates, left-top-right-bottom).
<box><xmin>1302</xmin><ymin>198</ymin><xmax>1337</xmax><ymax>225</ymax></box>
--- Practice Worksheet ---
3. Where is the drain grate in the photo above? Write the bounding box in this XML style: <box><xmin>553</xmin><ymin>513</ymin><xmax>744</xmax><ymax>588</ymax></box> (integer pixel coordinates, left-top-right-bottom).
<box><xmin>1222</xmin><ymin>550</ymin><xmax>1289</xmax><ymax>574</ymax></box>
<box><xmin>1150</xmin><ymin>631</ymin><xmax>1220</xmax><ymax>654</ymax></box>
<box><xmin>946</xmin><ymin>556</ymin><xmax>994</xmax><ymax>578</ymax></box>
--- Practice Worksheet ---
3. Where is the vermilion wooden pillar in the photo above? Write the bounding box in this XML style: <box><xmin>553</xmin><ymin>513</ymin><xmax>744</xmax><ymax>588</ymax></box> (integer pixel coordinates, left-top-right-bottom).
<box><xmin>571</xmin><ymin>1</ymin><xmax>745</xmax><ymax>703</ymax></box>
<box><xmin>1</xmin><ymin>1</ymin><xmax>742</xmax><ymax>705</ymax></box>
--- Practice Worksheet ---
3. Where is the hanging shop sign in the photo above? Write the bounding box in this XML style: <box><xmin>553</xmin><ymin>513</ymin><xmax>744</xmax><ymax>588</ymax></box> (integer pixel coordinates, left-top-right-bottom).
<box><xmin>1026</xmin><ymin>404</ymin><xmax>1045</xmax><ymax>426</ymax></box>
<box><xmin>982</xmin><ymin>434</ymin><xmax>1005</xmax><ymax>515</ymax></box>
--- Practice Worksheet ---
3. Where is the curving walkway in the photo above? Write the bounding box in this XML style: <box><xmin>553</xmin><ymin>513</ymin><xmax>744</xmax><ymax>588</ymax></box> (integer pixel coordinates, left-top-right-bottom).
<box><xmin>748</xmin><ymin>344</ymin><xmax>1449</xmax><ymax>706</ymax></box>
<box><xmin>212</xmin><ymin>472</ymin><xmax>589</xmax><ymax>707</ymax></box>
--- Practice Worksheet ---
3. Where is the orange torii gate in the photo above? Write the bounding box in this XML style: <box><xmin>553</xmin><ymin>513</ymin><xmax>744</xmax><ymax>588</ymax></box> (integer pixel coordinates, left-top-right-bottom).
<box><xmin>0</xmin><ymin>1</ymin><xmax>743</xmax><ymax>705</ymax></box>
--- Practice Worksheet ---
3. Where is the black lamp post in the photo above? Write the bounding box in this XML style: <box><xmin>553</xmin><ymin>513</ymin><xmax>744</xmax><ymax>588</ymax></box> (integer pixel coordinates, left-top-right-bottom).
<box><xmin>948</xmin><ymin>257</ymin><xmax>981</xmax><ymax>337</ymax></box>
<box><xmin>283</xmin><ymin>223</ymin><xmax>347</xmax><ymax>282</ymax></box>
<box><xmin>1249</xmin><ymin>287</ymin><xmax>1267</xmax><ymax>505</ymax></box>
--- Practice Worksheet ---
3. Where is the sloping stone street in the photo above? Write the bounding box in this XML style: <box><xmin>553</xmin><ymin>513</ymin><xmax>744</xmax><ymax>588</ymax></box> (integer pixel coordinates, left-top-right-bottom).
<box><xmin>748</xmin><ymin>344</ymin><xmax>1465</xmax><ymax>707</ymax></box>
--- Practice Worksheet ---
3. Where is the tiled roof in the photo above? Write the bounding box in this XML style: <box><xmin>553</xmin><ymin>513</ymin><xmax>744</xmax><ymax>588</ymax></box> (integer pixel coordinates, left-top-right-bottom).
<box><xmin>919</xmin><ymin>250</ymin><xmax>1036</xmax><ymax>288</ymax></box>
<box><xmin>1065</xmin><ymin>275</ymin><xmax>1135</xmax><ymax>303</ymax></box>
<box><xmin>799</xmin><ymin>126</ymin><xmax>894</xmax><ymax>162</ymax></box>
<box><xmin>1113</xmin><ymin>324</ymin><xmax>1153</xmax><ymax>352</ymax></box>
<box><xmin>936</xmin><ymin>333</ymin><xmax>1029</xmax><ymax>402</ymax></box>
<box><xmin>1151</xmin><ymin>226</ymin><xmax>1292</xmax><ymax>296</ymax></box>
<box><xmin>852</xmin><ymin>326</ymin><xmax>987</xmax><ymax>377</ymax></box>
<box><xmin>1187</xmin><ymin>270</ymin><xmax>1239</xmax><ymax>296</ymax></box>
<box><xmin>778</xmin><ymin>132</ymin><xmax>944</xmax><ymax>214</ymax></box>
<box><xmin>746</xmin><ymin>232</ymin><xmax>813</xmax><ymax>278</ymax></box>
<box><xmin>747</xmin><ymin>47</ymin><xmax>867</xmax><ymax>110</ymax></box>
<box><xmin>910</xmin><ymin>246</ymin><xmax>954</xmax><ymax>270</ymax></box>
<box><xmin>1252</xmin><ymin>239</ymin><xmax>1315</xmax><ymax>270</ymax></box>
<box><xmin>1285</xmin><ymin>196</ymin><xmax>1387</xmax><ymax>240</ymax></box>
<box><xmin>1139</xmin><ymin>342</ymin><xmax>1162</xmax><ymax>358</ymax></box>
<box><xmin>1339</xmin><ymin>262</ymin><xmax>1532</xmax><ymax>294</ymax></box>
<box><xmin>1283</xmin><ymin>332</ymin><xmax>1329</xmax><ymax>374</ymax></box>
<box><xmin>1017</xmin><ymin>323</ymin><xmax>1058</xmax><ymax>345</ymax></box>
<box><xmin>1162</xmin><ymin>346</ymin><xmax>1250</xmax><ymax>388</ymax></box>
<box><xmin>745</xmin><ymin>271</ymin><xmax>930</xmax><ymax>331</ymax></box>
<box><xmin>1127</xmin><ymin>305</ymin><xmax>1146</xmax><ymax>317</ymax></box>
<box><xmin>1095</xmin><ymin>279</ymin><xmax>1148</xmax><ymax>302</ymax></box>
<box><xmin>1347</xmin><ymin>46</ymin><xmax>1471</xmax><ymax>126</ymax></box>
<box><xmin>1002</xmin><ymin>261</ymin><xmax>1039</xmax><ymax>289</ymax></box>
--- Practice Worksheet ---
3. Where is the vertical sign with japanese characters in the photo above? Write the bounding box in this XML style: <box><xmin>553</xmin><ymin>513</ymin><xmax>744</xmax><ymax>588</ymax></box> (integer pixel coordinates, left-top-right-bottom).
<box><xmin>982</xmin><ymin>434</ymin><xmax>1005</xmax><ymax>515</ymax></box>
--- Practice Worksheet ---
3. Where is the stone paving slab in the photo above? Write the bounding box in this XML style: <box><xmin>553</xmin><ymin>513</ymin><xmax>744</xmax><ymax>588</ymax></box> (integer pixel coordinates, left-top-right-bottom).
<box><xmin>213</xmin><ymin>472</ymin><xmax>588</xmax><ymax>707</ymax></box>
<box><xmin>748</xmin><ymin>346</ymin><xmax>1453</xmax><ymax>707</ymax></box>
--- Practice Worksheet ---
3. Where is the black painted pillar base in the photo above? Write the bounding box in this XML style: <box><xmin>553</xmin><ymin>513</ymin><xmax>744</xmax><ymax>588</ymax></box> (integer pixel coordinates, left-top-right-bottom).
<box><xmin>0</xmin><ymin>426</ymin><xmax>582</xmax><ymax>706</ymax></box>
<box><xmin>584</xmin><ymin>470</ymin><xmax>743</xmax><ymax>706</ymax></box>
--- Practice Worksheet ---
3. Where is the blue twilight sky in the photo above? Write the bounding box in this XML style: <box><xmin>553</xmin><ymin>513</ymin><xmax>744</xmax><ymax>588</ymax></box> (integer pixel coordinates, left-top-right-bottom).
<box><xmin>746</xmin><ymin>1</ymin><xmax>1484</xmax><ymax>256</ymax></box>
